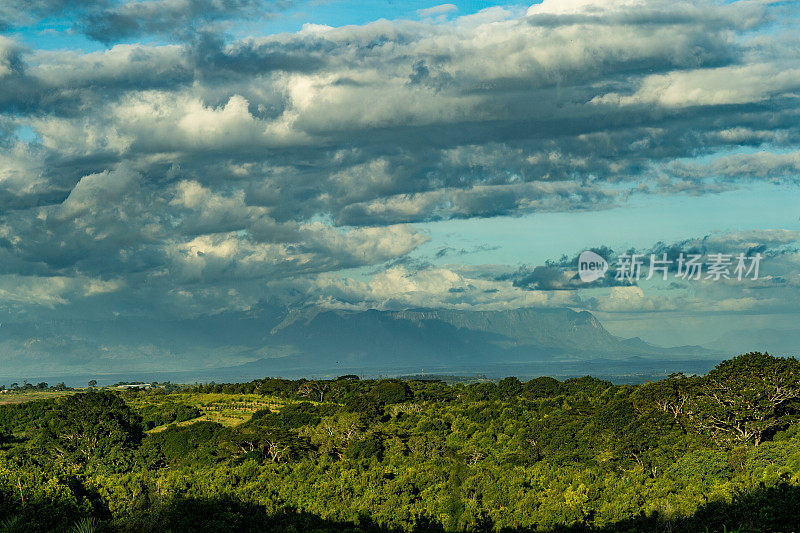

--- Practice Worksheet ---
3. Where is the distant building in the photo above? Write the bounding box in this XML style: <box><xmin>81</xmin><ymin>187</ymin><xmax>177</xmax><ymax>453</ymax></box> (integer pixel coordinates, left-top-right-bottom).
<box><xmin>113</xmin><ymin>383</ymin><xmax>151</xmax><ymax>390</ymax></box>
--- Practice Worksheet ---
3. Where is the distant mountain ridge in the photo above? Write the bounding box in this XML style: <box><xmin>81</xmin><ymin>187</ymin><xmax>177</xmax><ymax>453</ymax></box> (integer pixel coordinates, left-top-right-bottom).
<box><xmin>0</xmin><ymin>304</ymin><xmax>715</xmax><ymax>378</ymax></box>
<box><xmin>256</xmin><ymin>305</ymin><xmax>713</xmax><ymax>372</ymax></box>
<box><xmin>272</xmin><ymin>307</ymin><xmax>621</xmax><ymax>350</ymax></box>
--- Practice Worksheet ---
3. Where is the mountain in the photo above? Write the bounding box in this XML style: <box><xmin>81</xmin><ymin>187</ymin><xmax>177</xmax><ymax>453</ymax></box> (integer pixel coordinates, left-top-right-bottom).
<box><xmin>0</xmin><ymin>303</ymin><xmax>286</xmax><ymax>375</ymax></box>
<box><xmin>270</xmin><ymin>307</ymin><xmax>623</xmax><ymax>355</ymax></box>
<box><xmin>244</xmin><ymin>306</ymin><xmax>714</xmax><ymax>373</ymax></box>
<box><xmin>0</xmin><ymin>304</ymin><xmax>716</xmax><ymax>381</ymax></box>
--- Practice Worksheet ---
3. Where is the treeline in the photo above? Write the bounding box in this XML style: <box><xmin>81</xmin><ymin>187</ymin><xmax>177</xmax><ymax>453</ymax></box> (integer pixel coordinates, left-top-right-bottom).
<box><xmin>0</xmin><ymin>396</ymin><xmax>200</xmax><ymax>435</ymax></box>
<box><xmin>191</xmin><ymin>373</ymin><xmax>610</xmax><ymax>404</ymax></box>
<box><xmin>0</xmin><ymin>381</ymin><xmax>73</xmax><ymax>391</ymax></box>
<box><xmin>1</xmin><ymin>352</ymin><xmax>800</xmax><ymax>532</ymax></box>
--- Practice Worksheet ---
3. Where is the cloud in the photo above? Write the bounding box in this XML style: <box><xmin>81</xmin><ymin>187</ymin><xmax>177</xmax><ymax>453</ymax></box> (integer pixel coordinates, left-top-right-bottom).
<box><xmin>285</xmin><ymin>265</ymin><xmax>582</xmax><ymax>311</ymax></box>
<box><xmin>82</xmin><ymin>0</ymin><xmax>279</xmax><ymax>43</ymax></box>
<box><xmin>338</xmin><ymin>181</ymin><xmax>618</xmax><ymax>225</ymax></box>
<box><xmin>3</xmin><ymin>0</ymin><xmax>294</xmax><ymax>44</ymax></box>
<box><xmin>672</xmin><ymin>150</ymin><xmax>800</xmax><ymax>183</ymax></box>
<box><xmin>507</xmin><ymin>230</ymin><xmax>799</xmax><ymax>285</ymax></box>
<box><xmin>595</xmin><ymin>63</ymin><xmax>800</xmax><ymax>108</ymax></box>
<box><xmin>265</xmin><ymin>227</ymin><xmax>800</xmax><ymax>316</ymax></box>
<box><xmin>418</xmin><ymin>4</ymin><xmax>458</xmax><ymax>20</ymax></box>
<box><xmin>0</xmin><ymin>274</ymin><xmax>125</xmax><ymax>309</ymax></box>
<box><xmin>0</xmin><ymin>0</ymin><xmax>799</xmax><ymax>329</ymax></box>
<box><xmin>0</xmin><ymin>37</ymin><xmax>23</xmax><ymax>78</ymax></box>
<box><xmin>4</xmin><ymin>0</ymin><xmax>792</xmax><ymax>230</ymax></box>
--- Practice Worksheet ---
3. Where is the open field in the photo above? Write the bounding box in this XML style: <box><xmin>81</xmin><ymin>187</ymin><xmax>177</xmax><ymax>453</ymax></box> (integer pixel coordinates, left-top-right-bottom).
<box><xmin>125</xmin><ymin>392</ymin><xmax>286</xmax><ymax>430</ymax></box>
<box><xmin>0</xmin><ymin>390</ymin><xmax>77</xmax><ymax>405</ymax></box>
<box><xmin>0</xmin><ymin>389</ymin><xmax>288</xmax><ymax>428</ymax></box>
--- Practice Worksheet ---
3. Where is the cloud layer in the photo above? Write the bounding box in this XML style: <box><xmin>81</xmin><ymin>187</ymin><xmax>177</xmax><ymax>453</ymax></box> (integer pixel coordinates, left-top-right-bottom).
<box><xmin>0</xmin><ymin>0</ymin><xmax>799</xmax><ymax>366</ymax></box>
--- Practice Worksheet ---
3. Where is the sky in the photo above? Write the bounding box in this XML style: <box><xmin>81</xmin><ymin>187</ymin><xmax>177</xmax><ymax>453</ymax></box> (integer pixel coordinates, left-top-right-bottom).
<box><xmin>1</xmin><ymin>0</ymin><xmax>800</xmax><ymax>374</ymax></box>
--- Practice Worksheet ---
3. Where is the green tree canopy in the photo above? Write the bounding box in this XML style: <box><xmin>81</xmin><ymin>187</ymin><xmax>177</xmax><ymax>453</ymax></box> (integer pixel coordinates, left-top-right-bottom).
<box><xmin>32</xmin><ymin>391</ymin><xmax>143</xmax><ymax>473</ymax></box>
<box><xmin>686</xmin><ymin>352</ymin><xmax>800</xmax><ymax>446</ymax></box>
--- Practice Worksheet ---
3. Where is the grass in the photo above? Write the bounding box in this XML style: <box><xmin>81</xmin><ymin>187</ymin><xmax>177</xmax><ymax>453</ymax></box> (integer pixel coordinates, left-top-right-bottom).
<box><xmin>0</xmin><ymin>389</ymin><xmax>290</xmax><ymax>431</ymax></box>
<box><xmin>126</xmin><ymin>392</ymin><xmax>286</xmax><ymax>430</ymax></box>
<box><xmin>0</xmin><ymin>390</ymin><xmax>77</xmax><ymax>405</ymax></box>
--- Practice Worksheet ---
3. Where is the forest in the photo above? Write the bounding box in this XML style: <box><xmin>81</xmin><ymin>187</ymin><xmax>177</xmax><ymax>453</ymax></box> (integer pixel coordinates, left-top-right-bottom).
<box><xmin>1</xmin><ymin>352</ymin><xmax>800</xmax><ymax>532</ymax></box>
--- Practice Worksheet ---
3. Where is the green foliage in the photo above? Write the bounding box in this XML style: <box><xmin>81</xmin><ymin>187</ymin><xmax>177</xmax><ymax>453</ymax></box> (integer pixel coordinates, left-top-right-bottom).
<box><xmin>28</xmin><ymin>392</ymin><xmax>143</xmax><ymax>474</ymax></box>
<box><xmin>497</xmin><ymin>376</ymin><xmax>523</xmax><ymax>398</ymax></box>
<box><xmin>71</xmin><ymin>517</ymin><xmax>105</xmax><ymax>533</ymax></box>
<box><xmin>0</xmin><ymin>516</ymin><xmax>23</xmax><ymax>533</ymax></box>
<box><xmin>0</xmin><ymin>353</ymin><xmax>799</xmax><ymax>532</ymax></box>
<box><xmin>369</xmin><ymin>381</ymin><xmax>412</xmax><ymax>405</ymax></box>
<box><xmin>0</xmin><ymin>398</ymin><xmax>59</xmax><ymax>433</ymax></box>
<box><xmin>685</xmin><ymin>353</ymin><xmax>800</xmax><ymax>446</ymax></box>
<box><xmin>344</xmin><ymin>433</ymin><xmax>384</xmax><ymax>461</ymax></box>
<box><xmin>138</xmin><ymin>401</ymin><xmax>201</xmax><ymax>430</ymax></box>
<box><xmin>251</xmin><ymin>401</ymin><xmax>333</xmax><ymax>429</ymax></box>
<box><xmin>522</xmin><ymin>376</ymin><xmax>562</xmax><ymax>399</ymax></box>
<box><xmin>138</xmin><ymin>421</ymin><xmax>225</xmax><ymax>467</ymax></box>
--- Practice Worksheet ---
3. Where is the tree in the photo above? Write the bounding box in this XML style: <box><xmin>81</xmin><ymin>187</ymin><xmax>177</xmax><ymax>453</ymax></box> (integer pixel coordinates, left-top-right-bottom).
<box><xmin>370</xmin><ymin>380</ymin><xmax>412</xmax><ymax>405</ymax></box>
<box><xmin>221</xmin><ymin>419</ymin><xmax>310</xmax><ymax>463</ymax></box>
<box><xmin>33</xmin><ymin>391</ymin><xmax>143</xmax><ymax>472</ymax></box>
<box><xmin>140</xmin><ymin>421</ymin><xmax>224</xmax><ymax>467</ymax></box>
<box><xmin>304</xmin><ymin>412</ymin><xmax>365</xmax><ymax>458</ymax></box>
<box><xmin>523</xmin><ymin>376</ymin><xmax>561</xmax><ymax>399</ymax></box>
<box><xmin>344</xmin><ymin>433</ymin><xmax>384</xmax><ymax>461</ymax></box>
<box><xmin>88</xmin><ymin>380</ymin><xmax>98</xmax><ymax>388</ymax></box>
<box><xmin>298</xmin><ymin>381</ymin><xmax>329</xmax><ymax>402</ymax></box>
<box><xmin>632</xmin><ymin>372</ymin><xmax>700</xmax><ymax>419</ymax></box>
<box><xmin>686</xmin><ymin>353</ymin><xmax>800</xmax><ymax>446</ymax></box>
<box><xmin>498</xmin><ymin>377</ymin><xmax>523</xmax><ymax>398</ymax></box>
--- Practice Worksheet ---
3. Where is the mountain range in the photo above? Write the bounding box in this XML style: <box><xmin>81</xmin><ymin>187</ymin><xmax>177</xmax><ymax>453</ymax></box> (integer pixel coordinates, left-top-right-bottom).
<box><xmin>0</xmin><ymin>305</ymin><xmax>722</xmax><ymax>384</ymax></box>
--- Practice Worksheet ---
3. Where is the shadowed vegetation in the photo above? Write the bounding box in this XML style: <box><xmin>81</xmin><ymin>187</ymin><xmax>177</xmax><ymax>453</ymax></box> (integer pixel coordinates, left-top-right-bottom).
<box><xmin>1</xmin><ymin>353</ymin><xmax>799</xmax><ymax>532</ymax></box>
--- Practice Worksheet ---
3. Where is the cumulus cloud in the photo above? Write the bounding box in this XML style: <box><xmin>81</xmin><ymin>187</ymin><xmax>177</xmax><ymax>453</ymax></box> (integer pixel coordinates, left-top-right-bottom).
<box><xmin>283</xmin><ymin>265</ymin><xmax>581</xmax><ymax>312</ymax></box>
<box><xmin>595</xmin><ymin>63</ymin><xmax>800</xmax><ymax>108</ymax></box>
<box><xmin>506</xmin><ymin>230</ymin><xmax>800</xmax><ymax>287</ymax></box>
<box><xmin>0</xmin><ymin>0</ymin><xmax>799</xmax><ymax>328</ymax></box>
<box><xmin>417</xmin><ymin>4</ymin><xmax>458</xmax><ymax>21</ymax></box>
<box><xmin>491</xmin><ymin>230</ymin><xmax>800</xmax><ymax>316</ymax></box>
<box><xmin>5</xmin><ymin>0</ymin><xmax>794</xmax><ymax>226</ymax></box>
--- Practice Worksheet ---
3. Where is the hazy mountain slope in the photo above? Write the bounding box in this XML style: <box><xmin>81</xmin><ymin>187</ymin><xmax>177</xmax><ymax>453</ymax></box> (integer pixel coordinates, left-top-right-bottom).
<box><xmin>0</xmin><ymin>304</ymin><xmax>713</xmax><ymax>377</ymax></box>
<box><xmin>258</xmin><ymin>306</ymin><xmax>713</xmax><ymax>372</ymax></box>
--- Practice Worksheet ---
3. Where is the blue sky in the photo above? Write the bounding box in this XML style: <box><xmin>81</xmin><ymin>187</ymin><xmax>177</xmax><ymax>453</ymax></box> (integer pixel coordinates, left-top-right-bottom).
<box><xmin>9</xmin><ymin>1</ymin><xmax>519</xmax><ymax>50</ymax></box>
<box><xmin>1</xmin><ymin>0</ymin><xmax>799</xmax><ymax>373</ymax></box>
<box><xmin>417</xmin><ymin>182</ymin><xmax>800</xmax><ymax>267</ymax></box>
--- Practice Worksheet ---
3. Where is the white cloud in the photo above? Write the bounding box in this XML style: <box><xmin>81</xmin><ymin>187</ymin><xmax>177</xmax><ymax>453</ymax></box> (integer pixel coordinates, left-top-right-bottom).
<box><xmin>596</xmin><ymin>63</ymin><xmax>800</xmax><ymax>108</ymax></box>
<box><xmin>418</xmin><ymin>4</ymin><xmax>458</xmax><ymax>20</ymax></box>
<box><xmin>0</xmin><ymin>0</ymin><xmax>798</xmax><ymax>333</ymax></box>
